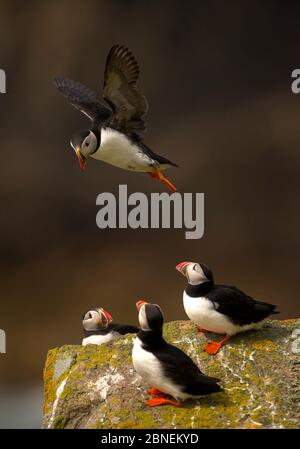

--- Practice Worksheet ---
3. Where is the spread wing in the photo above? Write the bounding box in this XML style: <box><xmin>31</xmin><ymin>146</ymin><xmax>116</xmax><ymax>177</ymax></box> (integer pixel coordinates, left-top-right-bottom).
<box><xmin>53</xmin><ymin>77</ymin><xmax>111</xmax><ymax>128</ymax></box>
<box><xmin>103</xmin><ymin>45</ymin><xmax>149</xmax><ymax>136</ymax></box>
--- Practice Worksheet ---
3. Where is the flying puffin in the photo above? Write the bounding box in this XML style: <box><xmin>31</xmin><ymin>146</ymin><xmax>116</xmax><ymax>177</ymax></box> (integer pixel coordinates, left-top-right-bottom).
<box><xmin>82</xmin><ymin>307</ymin><xmax>138</xmax><ymax>346</ymax></box>
<box><xmin>53</xmin><ymin>45</ymin><xmax>178</xmax><ymax>192</ymax></box>
<box><xmin>176</xmin><ymin>261</ymin><xmax>279</xmax><ymax>355</ymax></box>
<box><xmin>132</xmin><ymin>300</ymin><xmax>222</xmax><ymax>407</ymax></box>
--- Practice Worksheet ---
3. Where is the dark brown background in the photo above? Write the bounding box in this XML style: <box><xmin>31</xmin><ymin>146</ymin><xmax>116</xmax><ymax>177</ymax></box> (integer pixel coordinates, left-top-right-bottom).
<box><xmin>0</xmin><ymin>0</ymin><xmax>299</xmax><ymax>427</ymax></box>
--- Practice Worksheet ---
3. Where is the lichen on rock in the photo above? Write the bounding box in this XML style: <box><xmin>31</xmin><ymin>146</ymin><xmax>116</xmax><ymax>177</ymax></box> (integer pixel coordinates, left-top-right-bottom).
<box><xmin>42</xmin><ymin>319</ymin><xmax>300</xmax><ymax>429</ymax></box>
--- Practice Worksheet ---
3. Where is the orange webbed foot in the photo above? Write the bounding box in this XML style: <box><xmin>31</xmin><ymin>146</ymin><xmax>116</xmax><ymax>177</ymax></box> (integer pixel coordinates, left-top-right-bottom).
<box><xmin>204</xmin><ymin>335</ymin><xmax>230</xmax><ymax>355</ymax></box>
<box><xmin>147</xmin><ymin>170</ymin><xmax>177</xmax><ymax>193</ymax></box>
<box><xmin>146</xmin><ymin>397</ymin><xmax>183</xmax><ymax>407</ymax></box>
<box><xmin>147</xmin><ymin>388</ymin><xmax>167</xmax><ymax>397</ymax></box>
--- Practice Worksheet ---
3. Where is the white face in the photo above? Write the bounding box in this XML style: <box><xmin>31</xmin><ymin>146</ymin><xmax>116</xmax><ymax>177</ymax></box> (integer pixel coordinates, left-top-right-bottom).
<box><xmin>82</xmin><ymin>309</ymin><xmax>109</xmax><ymax>331</ymax></box>
<box><xmin>185</xmin><ymin>262</ymin><xmax>209</xmax><ymax>285</ymax></box>
<box><xmin>138</xmin><ymin>304</ymin><xmax>150</xmax><ymax>331</ymax></box>
<box><xmin>80</xmin><ymin>131</ymin><xmax>98</xmax><ymax>157</ymax></box>
<box><xmin>138</xmin><ymin>303</ymin><xmax>164</xmax><ymax>331</ymax></box>
<box><xmin>83</xmin><ymin>310</ymin><xmax>101</xmax><ymax>331</ymax></box>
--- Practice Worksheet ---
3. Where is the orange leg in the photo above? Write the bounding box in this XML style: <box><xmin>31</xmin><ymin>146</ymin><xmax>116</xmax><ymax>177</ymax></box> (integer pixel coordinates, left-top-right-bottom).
<box><xmin>146</xmin><ymin>397</ymin><xmax>183</xmax><ymax>407</ymax></box>
<box><xmin>204</xmin><ymin>335</ymin><xmax>230</xmax><ymax>355</ymax></box>
<box><xmin>147</xmin><ymin>388</ymin><xmax>167</xmax><ymax>397</ymax></box>
<box><xmin>147</xmin><ymin>170</ymin><xmax>177</xmax><ymax>193</ymax></box>
<box><xmin>197</xmin><ymin>326</ymin><xmax>209</xmax><ymax>333</ymax></box>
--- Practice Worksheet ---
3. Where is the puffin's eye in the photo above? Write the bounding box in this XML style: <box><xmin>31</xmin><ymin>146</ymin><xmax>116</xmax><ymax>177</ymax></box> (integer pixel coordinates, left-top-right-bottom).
<box><xmin>88</xmin><ymin>313</ymin><xmax>92</xmax><ymax>319</ymax></box>
<box><xmin>193</xmin><ymin>264</ymin><xmax>197</xmax><ymax>271</ymax></box>
<box><xmin>85</xmin><ymin>141</ymin><xmax>89</xmax><ymax>146</ymax></box>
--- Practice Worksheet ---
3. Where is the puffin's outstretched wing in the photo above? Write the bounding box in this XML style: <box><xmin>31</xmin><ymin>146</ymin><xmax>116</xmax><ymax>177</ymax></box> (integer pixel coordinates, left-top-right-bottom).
<box><xmin>103</xmin><ymin>45</ymin><xmax>149</xmax><ymax>136</ymax></box>
<box><xmin>53</xmin><ymin>77</ymin><xmax>111</xmax><ymax>128</ymax></box>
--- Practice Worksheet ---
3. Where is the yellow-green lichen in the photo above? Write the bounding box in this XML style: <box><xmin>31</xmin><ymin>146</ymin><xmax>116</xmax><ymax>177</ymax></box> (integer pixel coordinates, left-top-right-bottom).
<box><xmin>43</xmin><ymin>319</ymin><xmax>300</xmax><ymax>429</ymax></box>
<box><xmin>252</xmin><ymin>340</ymin><xmax>279</xmax><ymax>351</ymax></box>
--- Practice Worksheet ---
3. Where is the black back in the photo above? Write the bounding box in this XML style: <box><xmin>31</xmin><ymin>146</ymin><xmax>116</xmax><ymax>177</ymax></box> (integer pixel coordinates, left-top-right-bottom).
<box><xmin>84</xmin><ymin>323</ymin><xmax>138</xmax><ymax>337</ymax></box>
<box><xmin>138</xmin><ymin>329</ymin><xmax>222</xmax><ymax>396</ymax></box>
<box><xmin>187</xmin><ymin>282</ymin><xmax>279</xmax><ymax>326</ymax></box>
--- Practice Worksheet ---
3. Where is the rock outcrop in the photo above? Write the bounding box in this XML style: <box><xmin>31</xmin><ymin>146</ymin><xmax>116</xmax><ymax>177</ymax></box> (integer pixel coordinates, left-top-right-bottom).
<box><xmin>43</xmin><ymin>319</ymin><xmax>300</xmax><ymax>429</ymax></box>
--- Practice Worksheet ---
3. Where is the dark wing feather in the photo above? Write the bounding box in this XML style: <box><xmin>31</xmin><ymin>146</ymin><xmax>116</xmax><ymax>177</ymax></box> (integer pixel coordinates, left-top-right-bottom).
<box><xmin>210</xmin><ymin>284</ymin><xmax>279</xmax><ymax>326</ymax></box>
<box><xmin>136</xmin><ymin>140</ymin><xmax>179</xmax><ymax>167</ymax></box>
<box><xmin>103</xmin><ymin>45</ymin><xmax>148</xmax><ymax>135</ymax></box>
<box><xmin>155</xmin><ymin>341</ymin><xmax>221</xmax><ymax>395</ymax></box>
<box><xmin>111</xmin><ymin>324</ymin><xmax>139</xmax><ymax>335</ymax></box>
<box><xmin>84</xmin><ymin>324</ymin><xmax>138</xmax><ymax>337</ymax></box>
<box><xmin>53</xmin><ymin>77</ymin><xmax>111</xmax><ymax>127</ymax></box>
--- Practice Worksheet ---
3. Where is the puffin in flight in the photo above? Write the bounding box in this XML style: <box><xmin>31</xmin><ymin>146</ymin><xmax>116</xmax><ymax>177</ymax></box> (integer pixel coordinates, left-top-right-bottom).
<box><xmin>176</xmin><ymin>261</ymin><xmax>279</xmax><ymax>355</ymax></box>
<box><xmin>82</xmin><ymin>307</ymin><xmax>138</xmax><ymax>346</ymax></box>
<box><xmin>53</xmin><ymin>45</ymin><xmax>178</xmax><ymax>192</ymax></box>
<box><xmin>132</xmin><ymin>300</ymin><xmax>222</xmax><ymax>407</ymax></box>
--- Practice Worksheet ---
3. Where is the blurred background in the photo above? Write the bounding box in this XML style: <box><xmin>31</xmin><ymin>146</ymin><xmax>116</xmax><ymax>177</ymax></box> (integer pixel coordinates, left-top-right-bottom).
<box><xmin>0</xmin><ymin>0</ymin><xmax>299</xmax><ymax>428</ymax></box>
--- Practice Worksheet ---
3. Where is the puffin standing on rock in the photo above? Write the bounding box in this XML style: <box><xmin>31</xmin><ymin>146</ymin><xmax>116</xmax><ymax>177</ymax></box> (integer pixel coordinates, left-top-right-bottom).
<box><xmin>53</xmin><ymin>45</ymin><xmax>178</xmax><ymax>192</ymax></box>
<box><xmin>176</xmin><ymin>261</ymin><xmax>279</xmax><ymax>355</ymax></box>
<box><xmin>132</xmin><ymin>300</ymin><xmax>222</xmax><ymax>407</ymax></box>
<box><xmin>82</xmin><ymin>307</ymin><xmax>138</xmax><ymax>346</ymax></box>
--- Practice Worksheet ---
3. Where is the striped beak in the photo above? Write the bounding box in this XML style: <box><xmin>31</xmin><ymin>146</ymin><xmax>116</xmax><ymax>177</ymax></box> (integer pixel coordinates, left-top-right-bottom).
<box><xmin>99</xmin><ymin>307</ymin><xmax>113</xmax><ymax>325</ymax></box>
<box><xmin>74</xmin><ymin>146</ymin><xmax>86</xmax><ymax>171</ymax></box>
<box><xmin>176</xmin><ymin>261</ymin><xmax>192</xmax><ymax>276</ymax></box>
<box><xmin>136</xmin><ymin>300</ymin><xmax>148</xmax><ymax>311</ymax></box>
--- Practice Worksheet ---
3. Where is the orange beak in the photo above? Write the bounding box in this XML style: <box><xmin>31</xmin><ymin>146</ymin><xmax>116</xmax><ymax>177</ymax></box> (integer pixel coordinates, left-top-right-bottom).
<box><xmin>74</xmin><ymin>147</ymin><xmax>86</xmax><ymax>171</ymax></box>
<box><xmin>176</xmin><ymin>261</ymin><xmax>192</xmax><ymax>275</ymax></box>
<box><xmin>136</xmin><ymin>300</ymin><xmax>148</xmax><ymax>311</ymax></box>
<box><xmin>99</xmin><ymin>307</ymin><xmax>113</xmax><ymax>325</ymax></box>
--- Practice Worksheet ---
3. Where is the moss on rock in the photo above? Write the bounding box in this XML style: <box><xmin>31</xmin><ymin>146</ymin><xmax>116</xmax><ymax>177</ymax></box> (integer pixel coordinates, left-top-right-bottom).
<box><xmin>43</xmin><ymin>319</ymin><xmax>300</xmax><ymax>429</ymax></box>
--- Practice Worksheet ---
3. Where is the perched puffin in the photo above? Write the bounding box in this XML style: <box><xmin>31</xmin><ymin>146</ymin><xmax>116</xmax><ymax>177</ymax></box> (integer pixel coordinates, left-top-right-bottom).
<box><xmin>132</xmin><ymin>300</ymin><xmax>222</xmax><ymax>407</ymax></box>
<box><xmin>53</xmin><ymin>45</ymin><xmax>178</xmax><ymax>192</ymax></box>
<box><xmin>82</xmin><ymin>307</ymin><xmax>138</xmax><ymax>346</ymax></box>
<box><xmin>176</xmin><ymin>261</ymin><xmax>279</xmax><ymax>355</ymax></box>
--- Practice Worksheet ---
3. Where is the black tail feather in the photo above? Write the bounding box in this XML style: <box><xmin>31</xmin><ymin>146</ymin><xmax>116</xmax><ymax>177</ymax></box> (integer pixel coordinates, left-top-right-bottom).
<box><xmin>185</xmin><ymin>382</ymin><xmax>223</xmax><ymax>396</ymax></box>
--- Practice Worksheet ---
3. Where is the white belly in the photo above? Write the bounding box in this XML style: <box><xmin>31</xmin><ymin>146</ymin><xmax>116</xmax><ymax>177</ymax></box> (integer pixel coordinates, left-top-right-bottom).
<box><xmin>82</xmin><ymin>332</ymin><xmax>117</xmax><ymax>346</ymax></box>
<box><xmin>132</xmin><ymin>337</ymin><xmax>184</xmax><ymax>399</ymax></box>
<box><xmin>183</xmin><ymin>292</ymin><xmax>262</xmax><ymax>336</ymax></box>
<box><xmin>183</xmin><ymin>291</ymin><xmax>238</xmax><ymax>335</ymax></box>
<box><xmin>91</xmin><ymin>128</ymin><xmax>155</xmax><ymax>172</ymax></box>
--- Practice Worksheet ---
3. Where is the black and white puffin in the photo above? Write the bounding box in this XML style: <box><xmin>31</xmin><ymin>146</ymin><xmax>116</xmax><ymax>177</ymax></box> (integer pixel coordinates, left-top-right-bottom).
<box><xmin>132</xmin><ymin>300</ymin><xmax>222</xmax><ymax>407</ymax></box>
<box><xmin>82</xmin><ymin>307</ymin><xmax>138</xmax><ymax>346</ymax></box>
<box><xmin>53</xmin><ymin>45</ymin><xmax>178</xmax><ymax>192</ymax></box>
<box><xmin>176</xmin><ymin>261</ymin><xmax>279</xmax><ymax>355</ymax></box>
